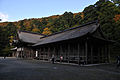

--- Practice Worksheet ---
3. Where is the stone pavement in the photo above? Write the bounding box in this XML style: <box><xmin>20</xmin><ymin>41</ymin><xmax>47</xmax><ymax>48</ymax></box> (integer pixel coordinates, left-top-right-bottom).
<box><xmin>0</xmin><ymin>57</ymin><xmax>120</xmax><ymax>80</ymax></box>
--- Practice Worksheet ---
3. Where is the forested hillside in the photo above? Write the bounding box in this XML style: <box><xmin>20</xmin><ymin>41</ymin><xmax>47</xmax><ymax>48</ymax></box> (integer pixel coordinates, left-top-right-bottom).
<box><xmin>0</xmin><ymin>0</ymin><xmax>120</xmax><ymax>58</ymax></box>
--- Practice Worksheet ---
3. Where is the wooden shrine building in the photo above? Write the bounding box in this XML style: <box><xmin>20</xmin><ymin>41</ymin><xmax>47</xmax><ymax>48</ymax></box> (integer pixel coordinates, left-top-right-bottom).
<box><xmin>14</xmin><ymin>21</ymin><xmax>112</xmax><ymax>64</ymax></box>
<box><xmin>13</xmin><ymin>31</ymin><xmax>44</xmax><ymax>59</ymax></box>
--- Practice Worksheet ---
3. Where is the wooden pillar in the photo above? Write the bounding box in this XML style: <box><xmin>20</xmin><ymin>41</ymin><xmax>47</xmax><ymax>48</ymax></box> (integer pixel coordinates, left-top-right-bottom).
<box><xmin>30</xmin><ymin>49</ymin><xmax>32</xmax><ymax>59</ymax></box>
<box><xmin>98</xmin><ymin>47</ymin><xmax>101</xmax><ymax>63</ymax></box>
<box><xmin>85</xmin><ymin>40</ymin><xmax>88</xmax><ymax>64</ymax></box>
<box><xmin>48</xmin><ymin>47</ymin><xmax>50</xmax><ymax>61</ymax></box>
<box><xmin>19</xmin><ymin>48</ymin><xmax>21</xmax><ymax>58</ymax></box>
<box><xmin>91</xmin><ymin>45</ymin><xmax>93</xmax><ymax>64</ymax></box>
<box><xmin>28</xmin><ymin>48</ymin><xmax>29</xmax><ymax>58</ymax></box>
<box><xmin>32</xmin><ymin>49</ymin><xmax>34</xmax><ymax>59</ymax></box>
<box><xmin>60</xmin><ymin>45</ymin><xmax>62</xmax><ymax>56</ymax></box>
<box><xmin>99</xmin><ymin>47</ymin><xmax>102</xmax><ymax>63</ymax></box>
<box><xmin>68</xmin><ymin>44</ymin><xmax>70</xmax><ymax>63</ymax></box>
<box><xmin>108</xmin><ymin>45</ymin><xmax>110</xmax><ymax>63</ymax></box>
<box><xmin>105</xmin><ymin>45</ymin><xmax>107</xmax><ymax>63</ymax></box>
<box><xmin>106</xmin><ymin>44</ymin><xmax>110</xmax><ymax>63</ymax></box>
<box><xmin>23</xmin><ymin>47</ymin><xmax>24</xmax><ymax>58</ymax></box>
<box><xmin>30</xmin><ymin>49</ymin><xmax>33</xmax><ymax>59</ymax></box>
<box><xmin>53</xmin><ymin>47</ymin><xmax>55</xmax><ymax>55</ymax></box>
<box><xmin>101</xmin><ymin>46</ymin><xmax>103</xmax><ymax>62</ymax></box>
<box><xmin>37</xmin><ymin>49</ymin><xmax>39</xmax><ymax>59</ymax></box>
<box><xmin>21</xmin><ymin>47</ymin><xmax>23</xmax><ymax>58</ymax></box>
<box><xmin>29</xmin><ymin>49</ymin><xmax>31</xmax><ymax>58</ymax></box>
<box><xmin>43</xmin><ymin>47</ymin><xmax>45</xmax><ymax>60</ymax></box>
<box><xmin>22</xmin><ymin>47</ymin><xmax>24</xmax><ymax>58</ymax></box>
<box><xmin>78</xmin><ymin>43</ymin><xmax>80</xmax><ymax>65</ymax></box>
<box><xmin>60</xmin><ymin>45</ymin><xmax>62</xmax><ymax>63</ymax></box>
<box><xmin>38</xmin><ymin>49</ymin><xmax>39</xmax><ymax>58</ymax></box>
<box><xmin>40</xmin><ymin>48</ymin><xmax>42</xmax><ymax>60</ymax></box>
<box><xmin>103</xmin><ymin>45</ymin><xmax>106</xmax><ymax>62</ymax></box>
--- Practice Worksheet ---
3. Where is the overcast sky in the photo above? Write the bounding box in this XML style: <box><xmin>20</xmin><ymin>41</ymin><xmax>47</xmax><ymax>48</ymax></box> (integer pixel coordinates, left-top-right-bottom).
<box><xmin>0</xmin><ymin>0</ymin><xmax>98</xmax><ymax>22</ymax></box>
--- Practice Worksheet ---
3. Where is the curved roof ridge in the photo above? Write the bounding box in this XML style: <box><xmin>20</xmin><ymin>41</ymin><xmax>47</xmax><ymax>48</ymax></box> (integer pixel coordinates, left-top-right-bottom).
<box><xmin>18</xmin><ymin>30</ymin><xmax>45</xmax><ymax>36</ymax></box>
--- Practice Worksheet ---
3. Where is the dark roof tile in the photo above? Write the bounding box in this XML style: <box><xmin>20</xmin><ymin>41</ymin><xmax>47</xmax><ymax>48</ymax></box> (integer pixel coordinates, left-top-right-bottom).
<box><xmin>18</xmin><ymin>31</ymin><xmax>44</xmax><ymax>44</ymax></box>
<box><xmin>33</xmin><ymin>21</ymin><xmax>99</xmax><ymax>46</ymax></box>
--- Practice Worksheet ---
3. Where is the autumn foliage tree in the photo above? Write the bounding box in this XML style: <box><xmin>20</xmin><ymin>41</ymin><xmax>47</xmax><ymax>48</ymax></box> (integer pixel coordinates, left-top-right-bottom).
<box><xmin>32</xmin><ymin>28</ymin><xmax>40</xmax><ymax>32</ymax></box>
<box><xmin>114</xmin><ymin>14</ymin><xmax>120</xmax><ymax>22</ymax></box>
<box><xmin>42</xmin><ymin>27</ymin><xmax>52</xmax><ymax>35</ymax></box>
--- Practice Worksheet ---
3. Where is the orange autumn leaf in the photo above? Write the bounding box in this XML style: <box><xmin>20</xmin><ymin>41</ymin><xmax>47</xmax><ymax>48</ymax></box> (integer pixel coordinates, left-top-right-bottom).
<box><xmin>114</xmin><ymin>14</ymin><xmax>120</xmax><ymax>22</ymax></box>
<box><xmin>42</xmin><ymin>27</ymin><xmax>52</xmax><ymax>35</ymax></box>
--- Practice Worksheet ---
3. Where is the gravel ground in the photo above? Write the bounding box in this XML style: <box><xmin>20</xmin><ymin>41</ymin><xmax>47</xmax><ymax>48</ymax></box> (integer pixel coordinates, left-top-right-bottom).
<box><xmin>0</xmin><ymin>57</ymin><xmax>120</xmax><ymax>80</ymax></box>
